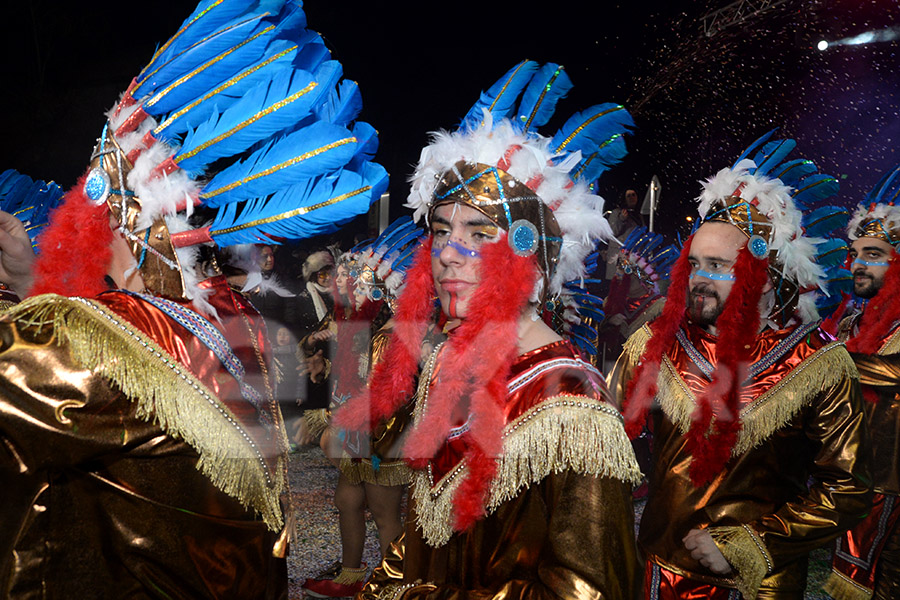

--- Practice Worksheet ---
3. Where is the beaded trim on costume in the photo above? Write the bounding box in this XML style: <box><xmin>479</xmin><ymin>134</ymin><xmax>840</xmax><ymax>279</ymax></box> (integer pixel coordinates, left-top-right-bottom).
<box><xmin>4</xmin><ymin>294</ymin><xmax>286</xmax><ymax>531</ymax></box>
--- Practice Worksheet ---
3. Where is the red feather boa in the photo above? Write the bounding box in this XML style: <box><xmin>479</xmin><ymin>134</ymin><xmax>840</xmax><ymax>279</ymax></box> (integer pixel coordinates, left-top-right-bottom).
<box><xmin>685</xmin><ymin>245</ymin><xmax>768</xmax><ymax>486</ymax></box>
<box><xmin>332</xmin><ymin>239</ymin><xmax>435</xmax><ymax>432</ymax></box>
<box><xmin>402</xmin><ymin>238</ymin><xmax>535</xmax><ymax>529</ymax></box>
<box><xmin>30</xmin><ymin>171</ymin><xmax>113</xmax><ymax>298</ymax></box>
<box><xmin>622</xmin><ymin>235</ymin><xmax>694</xmax><ymax>438</ymax></box>
<box><xmin>847</xmin><ymin>254</ymin><xmax>900</xmax><ymax>355</ymax></box>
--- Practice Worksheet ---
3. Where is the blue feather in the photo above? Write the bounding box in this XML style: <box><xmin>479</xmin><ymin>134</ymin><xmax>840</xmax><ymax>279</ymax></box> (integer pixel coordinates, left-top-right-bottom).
<box><xmin>136</xmin><ymin>0</ymin><xmax>260</xmax><ymax>87</ymax></box>
<box><xmin>375</xmin><ymin>220</ymin><xmax>419</xmax><ymax>255</ymax></box>
<box><xmin>515</xmin><ymin>63</ymin><xmax>573</xmax><ymax>131</ymax></box>
<box><xmin>209</xmin><ymin>162</ymin><xmax>388</xmax><ymax>246</ymax></box>
<box><xmin>461</xmin><ymin>60</ymin><xmax>539</xmax><ymax>131</ymax></box>
<box><xmin>792</xmin><ymin>174</ymin><xmax>840</xmax><ymax>208</ymax></box>
<box><xmin>317</xmin><ymin>79</ymin><xmax>362</xmax><ymax>126</ymax></box>
<box><xmin>801</xmin><ymin>206</ymin><xmax>849</xmax><ymax>238</ymax></box>
<box><xmin>752</xmin><ymin>139</ymin><xmax>797</xmax><ymax>177</ymax></box>
<box><xmin>371</xmin><ymin>217</ymin><xmax>414</xmax><ymax>251</ymax></box>
<box><xmin>144</xmin><ymin>8</ymin><xmax>309</xmax><ymax>117</ymax></box>
<box><xmin>200</xmin><ymin>121</ymin><xmax>359</xmax><ymax>207</ymax></box>
<box><xmin>154</xmin><ymin>38</ymin><xmax>301</xmax><ymax>139</ymax></box>
<box><xmin>773</xmin><ymin>159</ymin><xmax>817</xmax><ymax>188</ymax></box>
<box><xmin>731</xmin><ymin>129</ymin><xmax>777</xmax><ymax>168</ymax></box>
<box><xmin>551</xmin><ymin>103</ymin><xmax>634</xmax><ymax>154</ymax></box>
<box><xmin>175</xmin><ymin>67</ymin><xmax>323</xmax><ymax>174</ymax></box>
<box><xmin>866</xmin><ymin>164</ymin><xmax>900</xmax><ymax>205</ymax></box>
<box><xmin>347</xmin><ymin>122</ymin><xmax>379</xmax><ymax>171</ymax></box>
<box><xmin>815</xmin><ymin>238</ymin><xmax>849</xmax><ymax>268</ymax></box>
<box><xmin>136</xmin><ymin>13</ymin><xmax>272</xmax><ymax>101</ymax></box>
<box><xmin>570</xmin><ymin>134</ymin><xmax>628</xmax><ymax>183</ymax></box>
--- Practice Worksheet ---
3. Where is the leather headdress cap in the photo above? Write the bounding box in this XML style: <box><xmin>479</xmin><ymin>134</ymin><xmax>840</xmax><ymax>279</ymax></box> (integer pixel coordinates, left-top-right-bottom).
<box><xmin>428</xmin><ymin>160</ymin><xmax>562</xmax><ymax>299</ymax></box>
<box><xmin>89</xmin><ymin>129</ymin><xmax>188</xmax><ymax>299</ymax></box>
<box><xmin>853</xmin><ymin>215</ymin><xmax>900</xmax><ymax>246</ymax></box>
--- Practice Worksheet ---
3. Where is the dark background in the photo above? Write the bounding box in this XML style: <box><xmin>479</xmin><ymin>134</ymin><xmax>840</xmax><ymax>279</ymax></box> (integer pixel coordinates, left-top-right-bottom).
<box><xmin>1</xmin><ymin>0</ymin><xmax>898</xmax><ymax>241</ymax></box>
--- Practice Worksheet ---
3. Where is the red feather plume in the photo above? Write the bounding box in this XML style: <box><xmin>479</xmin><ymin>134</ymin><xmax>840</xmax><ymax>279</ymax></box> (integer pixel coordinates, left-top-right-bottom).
<box><xmin>847</xmin><ymin>255</ymin><xmax>900</xmax><ymax>356</ymax></box>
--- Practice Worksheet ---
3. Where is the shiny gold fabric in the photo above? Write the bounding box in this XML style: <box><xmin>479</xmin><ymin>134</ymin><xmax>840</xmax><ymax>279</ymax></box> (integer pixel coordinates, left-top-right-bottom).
<box><xmin>361</xmin><ymin>341</ymin><xmax>641</xmax><ymax>600</ymax></box>
<box><xmin>855</xmin><ymin>217</ymin><xmax>900</xmax><ymax>247</ymax></box>
<box><xmin>826</xmin><ymin>317</ymin><xmax>900</xmax><ymax>599</ymax></box>
<box><xmin>613</xmin><ymin>322</ymin><xmax>871</xmax><ymax>598</ymax></box>
<box><xmin>0</xmin><ymin>282</ymin><xmax>288</xmax><ymax>598</ymax></box>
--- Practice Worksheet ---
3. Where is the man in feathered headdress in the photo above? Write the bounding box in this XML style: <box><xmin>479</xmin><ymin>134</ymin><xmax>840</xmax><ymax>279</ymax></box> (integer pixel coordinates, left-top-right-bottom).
<box><xmin>0</xmin><ymin>1</ymin><xmax>388</xmax><ymax>596</ymax></box>
<box><xmin>335</xmin><ymin>61</ymin><xmax>642</xmax><ymax>600</ymax></box>
<box><xmin>825</xmin><ymin>164</ymin><xmax>900</xmax><ymax>600</ymax></box>
<box><xmin>612</xmin><ymin>132</ymin><xmax>871</xmax><ymax>599</ymax></box>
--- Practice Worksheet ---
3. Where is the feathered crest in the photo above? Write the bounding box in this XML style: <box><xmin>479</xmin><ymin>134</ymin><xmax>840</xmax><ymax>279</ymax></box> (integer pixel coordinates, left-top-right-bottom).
<box><xmin>847</xmin><ymin>163</ymin><xmax>900</xmax><ymax>244</ymax></box>
<box><xmin>32</xmin><ymin>0</ymin><xmax>388</xmax><ymax>308</ymax></box>
<box><xmin>0</xmin><ymin>169</ymin><xmax>64</xmax><ymax>251</ymax></box>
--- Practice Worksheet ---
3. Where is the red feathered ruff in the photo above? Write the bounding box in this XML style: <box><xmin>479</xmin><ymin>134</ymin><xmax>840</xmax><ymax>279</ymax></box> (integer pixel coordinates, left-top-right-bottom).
<box><xmin>400</xmin><ymin>238</ymin><xmax>536</xmax><ymax>530</ymax></box>
<box><xmin>30</xmin><ymin>171</ymin><xmax>113</xmax><ymax>298</ymax></box>
<box><xmin>622</xmin><ymin>235</ymin><xmax>694</xmax><ymax>438</ymax></box>
<box><xmin>685</xmin><ymin>245</ymin><xmax>768</xmax><ymax>486</ymax></box>
<box><xmin>332</xmin><ymin>239</ymin><xmax>435</xmax><ymax>432</ymax></box>
<box><xmin>848</xmin><ymin>255</ymin><xmax>900</xmax><ymax>356</ymax></box>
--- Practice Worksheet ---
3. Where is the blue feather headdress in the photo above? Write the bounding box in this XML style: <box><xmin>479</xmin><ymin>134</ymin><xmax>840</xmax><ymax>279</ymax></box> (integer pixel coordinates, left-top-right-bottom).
<box><xmin>75</xmin><ymin>0</ymin><xmax>386</xmax><ymax>305</ymax></box>
<box><xmin>696</xmin><ymin>129</ymin><xmax>842</xmax><ymax>324</ymax></box>
<box><xmin>847</xmin><ymin>163</ymin><xmax>900</xmax><ymax>246</ymax></box>
<box><xmin>407</xmin><ymin>60</ymin><xmax>634</xmax><ymax>299</ymax></box>
<box><xmin>0</xmin><ymin>169</ymin><xmax>64</xmax><ymax>251</ymax></box>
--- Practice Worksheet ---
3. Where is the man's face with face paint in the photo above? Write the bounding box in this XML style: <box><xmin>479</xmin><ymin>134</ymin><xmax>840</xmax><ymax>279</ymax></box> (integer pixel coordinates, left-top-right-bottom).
<box><xmin>849</xmin><ymin>237</ymin><xmax>894</xmax><ymax>299</ymax></box>
<box><xmin>430</xmin><ymin>202</ymin><xmax>500</xmax><ymax>320</ymax></box>
<box><xmin>687</xmin><ymin>221</ymin><xmax>746</xmax><ymax>331</ymax></box>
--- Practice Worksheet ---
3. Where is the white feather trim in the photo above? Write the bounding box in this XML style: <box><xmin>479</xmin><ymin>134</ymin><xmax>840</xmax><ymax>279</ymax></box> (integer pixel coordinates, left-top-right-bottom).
<box><xmin>847</xmin><ymin>202</ymin><xmax>900</xmax><ymax>240</ymax></box>
<box><xmin>405</xmin><ymin>110</ymin><xmax>612</xmax><ymax>296</ymax></box>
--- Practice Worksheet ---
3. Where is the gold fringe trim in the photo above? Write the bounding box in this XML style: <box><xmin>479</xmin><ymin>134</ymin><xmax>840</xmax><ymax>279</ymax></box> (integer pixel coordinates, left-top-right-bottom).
<box><xmin>6</xmin><ymin>294</ymin><xmax>286</xmax><ymax>531</ymax></box>
<box><xmin>303</xmin><ymin>408</ymin><xmax>331</xmax><ymax>438</ymax></box>
<box><xmin>623</xmin><ymin>323</ymin><xmax>652</xmax><ymax>365</ymax></box>
<box><xmin>879</xmin><ymin>326</ymin><xmax>900</xmax><ymax>355</ymax></box>
<box><xmin>823</xmin><ymin>568</ymin><xmax>875</xmax><ymax>600</ymax></box>
<box><xmin>734</xmin><ymin>342</ymin><xmax>857</xmax><ymax>453</ymax></box>
<box><xmin>652</xmin><ymin>340</ymin><xmax>858</xmax><ymax>455</ymax></box>
<box><xmin>708</xmin><ymin>525</ymin><xmax>771</xmax><ymax>600</ymax></box>
<box><xmin>412</xmin><ymin>394</ymin><xmax>642</xmax><ymax>548</ymax></box>
<box><xmin>339</xmin><ymin>456</ymin><xmax>411</xmax><ymax>486</ymax></box>
<box><xmin>333</xmin><ymin>565</ymin><xmax>368</xmax><ymax>585</ymax></box>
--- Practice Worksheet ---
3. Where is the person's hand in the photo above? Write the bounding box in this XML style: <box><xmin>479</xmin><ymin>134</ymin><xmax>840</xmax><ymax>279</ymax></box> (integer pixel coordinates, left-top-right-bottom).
<box><xmin>0</xmin><ymin>211</ymin><xmax>36</xmax><ymax>297</ymax></box>
<box><xmin>683</xmin><ymin>529</ymin><xmax>731</xmax><ymax>574</ymax></box>
<box><xmin>306</xmin><ymin>349</ymin><xmax>327</xmax><ymax>382</ymax></box>
<box><xmin>302</xmin><ymin>328</ymin><xmax>335</xmax><ymax>352</ymax></box>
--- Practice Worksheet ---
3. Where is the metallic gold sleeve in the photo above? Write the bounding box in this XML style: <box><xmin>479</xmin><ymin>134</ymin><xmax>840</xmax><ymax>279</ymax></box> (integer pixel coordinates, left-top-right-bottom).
<box><xmin>750</xmin><ymin>374</ymin><xmax>872</xmax><ymax>571</ymax></box>
<box><xmin>849</xmin><ymin>351</ymin><xmax>900</xmax><ymax>494</ymax></box>
<box><xmin>367</xmin><ymin>472</ymin><xmax>638</xmax><ymax>600</ymax></box>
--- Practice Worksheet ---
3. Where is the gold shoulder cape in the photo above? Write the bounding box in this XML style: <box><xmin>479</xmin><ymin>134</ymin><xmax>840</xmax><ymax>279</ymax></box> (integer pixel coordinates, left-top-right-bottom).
<box><xmin>4</xmin><ymin>293</ymin><xmax>286</xmax><ymax>531</ymax></box>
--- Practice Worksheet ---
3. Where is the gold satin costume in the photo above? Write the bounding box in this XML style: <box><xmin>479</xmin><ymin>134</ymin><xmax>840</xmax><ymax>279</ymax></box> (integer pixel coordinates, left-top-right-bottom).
<box><xmin>612</xmin><ymin>321</ymin><xmax>871</xmax><ymax>599</ymax></box>
<box><xmin>361</xmin><ymin>340</ymin><xmax>643</xmax><ymax>600</ymax></box>
<box><xmin>0</xmin><ymin>277</ymin><xmax>289</xmax><ymax>598</ymax></box>
<box><xmin>826</xmin><ymin>315</ymin><xmax>900</xmax><ymax>600</ymax></box>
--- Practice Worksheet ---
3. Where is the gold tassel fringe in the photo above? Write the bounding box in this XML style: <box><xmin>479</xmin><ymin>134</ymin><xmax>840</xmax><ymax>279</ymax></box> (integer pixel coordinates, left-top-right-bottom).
<box><xmin>822</xmin><ymin>568</ymin><xmax>875</xmax><ymax>600</ymax></box>
<box><xmin>7</xmin><ymin>294</ymin><xmax>285</xmax><ymax>531</ymax></box>
<box><xmin>339</xmin><ymin>456</ymin><xmax>411</xmax><ymax>486</ymax></box>
<box><xmin>412</xmin><ymin>394</ymin><xmax>642</xmax><ymax>548</ymax></box>
<box><xmin>708</xmin><ymin>524</ymin><xmax>771</xmax><ymax>599</ymax></box>
<box><xmin>304</xmin><ymin>408</ymin><xmax>331</xmax><ymax>438</ymax></box>
<box><xmin>333</xmin><ymin>565</ymin><xmax>368</xmax><ymax>584</ymax></box>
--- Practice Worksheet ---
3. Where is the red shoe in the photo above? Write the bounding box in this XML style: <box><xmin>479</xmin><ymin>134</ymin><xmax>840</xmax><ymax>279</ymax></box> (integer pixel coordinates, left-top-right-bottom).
<box><xmin>302</xmin><ymin>564</ymin><xmax>368</xmax><ymax>598</ymax></box>
<box><xmin>301</xmin><ymin>577</ymin><xmax>366</xmax><ymax>598</ymax></box>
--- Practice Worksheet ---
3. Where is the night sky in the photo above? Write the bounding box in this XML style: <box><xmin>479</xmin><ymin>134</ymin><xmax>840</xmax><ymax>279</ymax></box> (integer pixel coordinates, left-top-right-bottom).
<box><xmin>1</xmin><ymin>0</ymin><xmax>898</xmax><ymax>241</ymax></box>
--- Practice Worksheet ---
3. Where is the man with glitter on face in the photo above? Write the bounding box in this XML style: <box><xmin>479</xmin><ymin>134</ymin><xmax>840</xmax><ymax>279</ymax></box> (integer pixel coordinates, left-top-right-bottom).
<box><xmin>825</xmin><ymin>164</ymin><xmax>900</xmax><ymax>600</ymax></box>
<box><xmin>334</xmin><ymin>60</ymin><xmax>642</xmax><ymax>600</ymax></box>
<box><xmin>610</xmin><ymin>131</ymin><xmax>871</xmax><ymax>599</ymax></box>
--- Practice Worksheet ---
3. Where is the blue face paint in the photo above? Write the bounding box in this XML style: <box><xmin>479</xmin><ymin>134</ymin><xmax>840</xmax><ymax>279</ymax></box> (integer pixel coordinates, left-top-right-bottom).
<box><xmin>431</xmin><ymin>238</ymin><xmax>481</xmax><ymax>258</ymax></box>
<box><xmin>852</xmin><ymin>258</ymin><xmax>890</xmax><ymax>268</ymax></box>
<box><xmin>692</xmin><ymin>268</ymin><xmax>736</xmax><ymax>282</ymax></box>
